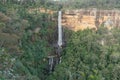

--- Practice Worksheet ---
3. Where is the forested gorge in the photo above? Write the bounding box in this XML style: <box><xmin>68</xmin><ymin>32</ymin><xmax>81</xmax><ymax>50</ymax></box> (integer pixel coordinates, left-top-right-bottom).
<box><xmin>0</xmin><ymin>0</ymin><xmax>120</xmax><ymax>80</ymax></box>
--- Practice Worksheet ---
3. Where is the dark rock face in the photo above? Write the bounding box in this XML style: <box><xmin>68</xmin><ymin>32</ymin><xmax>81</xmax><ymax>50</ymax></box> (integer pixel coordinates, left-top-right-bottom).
<box><xmin>62</xmin><ymin>9</ymin><xmax>120</xmax><ymax>31</ymax></box>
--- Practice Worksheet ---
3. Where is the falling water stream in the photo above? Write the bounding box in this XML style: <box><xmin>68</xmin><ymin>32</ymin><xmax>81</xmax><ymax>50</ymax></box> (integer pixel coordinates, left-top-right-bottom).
<box><xmin>48</xmin><ymin>11</ymin><xmax>63</xmax><ymax>73</ymax></box>
<box><xmin>58</xmin><ymin>11</ymin><xmax>62</xmax><ymax>47</ymax></box>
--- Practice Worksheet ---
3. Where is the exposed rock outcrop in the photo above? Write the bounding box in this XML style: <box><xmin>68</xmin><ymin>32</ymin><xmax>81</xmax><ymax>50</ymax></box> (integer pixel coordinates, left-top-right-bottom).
<box><xmin>62</xmin><ymin>9</ymin><xmax>120</xmax><ymax>31</ymax></box>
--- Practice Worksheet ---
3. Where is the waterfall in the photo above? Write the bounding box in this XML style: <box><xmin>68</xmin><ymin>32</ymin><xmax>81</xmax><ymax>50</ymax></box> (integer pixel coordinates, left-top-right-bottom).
<box><xmin>49</xmin><ymin>57</ymin><xmax>54</xmax><ymax>72</ymax></box>
<box><xmin>48</xmin><ymin>11</ymin><xmax>63</xmax><ymax>72</ymax></box>
<box><xmin>58</xmin><ymin>11</ymin><xmax>62</xmax><ymax>47</ymax></box>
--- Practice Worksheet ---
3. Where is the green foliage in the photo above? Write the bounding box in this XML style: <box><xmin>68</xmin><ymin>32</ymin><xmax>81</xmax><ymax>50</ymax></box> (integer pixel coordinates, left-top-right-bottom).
<box><xmin>48</xmin><ymin>28</ymin><xmax>120</xmax><ymax>80</ymax></box>
<box><xmin>50</xmin><ymin>0</ymin><xmax>120</xmax><ymax>9</ymax></box>
<box><xmin>13</xmin><ymin>7</ymin><xmax>55</xmax><ymax>79</ymax></box>
<box><xmin>0</xmin><ymin>8</ymin><xmax>29</xmax><ymax>53</ymax></box>
<box><xmin>15</xmin><ymin>37</ymin><xmax>50</xmax><ymax>79</ymax></box>
<box><xmin>0</xmin><ymin>1</ymin><xmax>56</xmax><ymax>79</ymax></box>
<box><xmin>0</xmin><ymin>48</ymin><xmax>17</xmax><ymax>80</ymax></box>
<box><xmin>1</xmin><ymin>1</ymin><xmax>120</xmax><ymax>80</ymax></box>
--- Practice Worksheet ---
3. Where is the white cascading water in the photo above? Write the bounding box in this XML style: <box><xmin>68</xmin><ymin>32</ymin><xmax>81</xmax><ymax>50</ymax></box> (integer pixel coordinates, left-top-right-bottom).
<box><xmin>58</xmin><ymin>11</ymin><xmax>62</xmax><ymax>47</ymax></box>
<box><xmin>49</xmin><ymin>11</ymin><xmax>63</xmax><ymax>72</ymax></box>
<box><xmin>49</xmin><ymin>57</ymin><xmax>54</xmax><ymax>72</ymax></box>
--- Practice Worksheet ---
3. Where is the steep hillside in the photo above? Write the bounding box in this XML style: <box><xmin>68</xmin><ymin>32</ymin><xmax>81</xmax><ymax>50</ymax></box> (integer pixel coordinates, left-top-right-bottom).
<box><xmin>0</xmin><ymin>12</ymin><xmax>28</xmax><ymax>53</ymax></box>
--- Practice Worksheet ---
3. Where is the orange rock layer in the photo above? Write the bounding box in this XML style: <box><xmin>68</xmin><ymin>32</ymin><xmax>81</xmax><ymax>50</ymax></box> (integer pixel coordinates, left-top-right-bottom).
<box><xmin>62</xmin><ymin>9</ymin><xmax>120</xmax><ymax>31</ymax></box>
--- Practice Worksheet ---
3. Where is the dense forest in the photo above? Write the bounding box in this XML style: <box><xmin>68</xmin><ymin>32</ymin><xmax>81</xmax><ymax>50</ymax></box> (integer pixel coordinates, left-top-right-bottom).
<box><xmin>0</xmin><ymin>0</ymin><xmax>120</xmax><ymax>80</ymax></box>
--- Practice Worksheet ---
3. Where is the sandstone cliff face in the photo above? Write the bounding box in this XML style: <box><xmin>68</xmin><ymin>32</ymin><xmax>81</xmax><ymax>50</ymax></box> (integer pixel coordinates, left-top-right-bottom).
<box><xmin>62</xmin><ymin>9</ymin><xmax>120</xmax><ymax>31</ymax></box>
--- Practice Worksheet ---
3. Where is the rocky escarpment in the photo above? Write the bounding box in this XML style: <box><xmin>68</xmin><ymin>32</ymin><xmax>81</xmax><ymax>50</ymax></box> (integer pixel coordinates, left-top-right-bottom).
<box><xmin>62</xmin><ymin>9</ymin><xmax>120</xmax><ymax>31</ymax></box>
